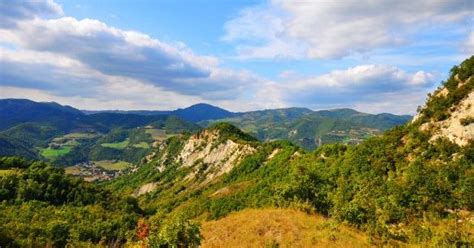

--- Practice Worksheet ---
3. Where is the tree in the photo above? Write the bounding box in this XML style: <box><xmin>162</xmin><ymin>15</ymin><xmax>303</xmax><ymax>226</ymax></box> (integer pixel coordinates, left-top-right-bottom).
<box><xmin>48</xmin><ymin>221</ymin><xmax>70</xmax><ymax>248</ymax></box>
<box><xmin>137</xmin><ymin>218</ymin><xmax>150</xmax><ymax>247</ymax></box>
<box><xmin>148</xmin><ymin>214</ymin><xmax>201</xmax><ymax>248</ymax></box>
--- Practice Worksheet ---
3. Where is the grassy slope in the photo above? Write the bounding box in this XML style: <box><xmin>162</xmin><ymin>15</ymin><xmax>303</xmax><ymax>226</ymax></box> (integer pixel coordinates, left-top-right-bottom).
<box><xmin>201</xmin><ymin>208</ymin><xmax>373</xmax><ymax>248</ymax></box>
<box><xmin>132</xmin><ymin>142</ymin><xmax>150</xmax><ymax>149</ymax></box>
<box><xmin>64</xmin><ymin>166</ymin><xmax>80</xmax><ymax>174</ymax></box>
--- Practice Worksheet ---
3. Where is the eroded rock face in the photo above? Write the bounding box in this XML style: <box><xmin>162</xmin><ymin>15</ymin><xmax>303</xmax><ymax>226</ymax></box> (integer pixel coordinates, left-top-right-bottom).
<box><xmin>177</xmin><ymin>129</ymin><xmax>256</xmax><ymax>183</ymax></box>
<box><xmin>415</xmin><ymin>75</ymin><xmax>474</xmax><ymax>147</ymax></box>
<box><xmin>135</xmin><ymin>129</ymin><xmax>256</xmax><ymax>195</ymax></box>
<box><xmin>412</xmin><ymin>88</ymin><xmax>449</xmax><ymax>123</ymax></box>
<box><xmin>430</xmin><ymin>91</ymin><xmax>474</xmax><ymax>146</ymax></box>
<box><xmin>134</xmin><ymin>182</ymin><xmax>158</xmax><ymax>197</ymax></box>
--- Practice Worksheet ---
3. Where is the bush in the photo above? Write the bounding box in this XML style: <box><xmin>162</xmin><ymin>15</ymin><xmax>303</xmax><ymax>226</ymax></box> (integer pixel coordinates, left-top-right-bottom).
<box><xmin>460</xmin><ymin>117</ymin><xmax>474</xmax><ymax>126</ymax></box>
<box><xmin>148</xmin><ymin>214</ymin><xmax>201</xmax><ymax>248</ymax></box>
<box><xmin>47</xmin><ymin>221</ymin><xmax>70</xmax><ymax>248</ymax></box>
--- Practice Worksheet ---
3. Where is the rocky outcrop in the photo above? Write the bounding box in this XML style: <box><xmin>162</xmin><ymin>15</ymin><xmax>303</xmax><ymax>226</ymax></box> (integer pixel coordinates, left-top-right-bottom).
<box><xmin>428</xmin><ymin>91</ymin><xmax>474</xmax><ymax>146</ymax></box>
<box><xmin>415</xmin><ymin>74</ymin><xmax>474</xmax><ymax>146</ymax></box>
<box><xmin>134</xmin><ymin>182</ymin><xmax>158</xmax><ymax>197</ymax></box>
<box><xmin>177</xmin><ymin>129</ymin><xmax>256</xmax><ymax>183</ymax></box>
<box><xmin>134</xmin><ymin>127</ymin><xmax>257</xmax><ymax>195</ymax></box>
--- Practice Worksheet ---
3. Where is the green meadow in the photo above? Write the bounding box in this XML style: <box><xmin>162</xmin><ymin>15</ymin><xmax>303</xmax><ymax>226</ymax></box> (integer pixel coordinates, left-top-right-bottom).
<box><xmin>40</xmin><ymin>146</ymin><xmax>72</xmax><ymax>159</ymax></box>
<box><xmin>101</xmin><ymin>139</ymin><xmax>130</xmax><ymax>149</ymax></box>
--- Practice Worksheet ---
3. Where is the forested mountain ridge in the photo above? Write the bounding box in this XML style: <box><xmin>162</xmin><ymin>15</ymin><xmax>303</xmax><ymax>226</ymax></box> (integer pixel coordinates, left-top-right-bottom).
<box><xmin>0</xmin><ymin>101</ymin><xmax>200</xmax><ymax>165</ymax></box>
<box><xmin>82</xmin><ymin>102</ymin><xmax>411</xmax><ymax>150</ymax></box>
<box><xmin>82</xmin><ymin>103</ymin><xmax>236</xmax><ymax>122</ymax></box>
<box><xmin>0</xmin><ymin>99</ymin><xmax>83</xmax><ymax>130</ymax></box>
<box><xmin>0</xmin><ymin>98</ymin><xmax>409</xmax><ymax>163</ymax></box>
<box><xmin>0</xmin><ymin>99</ymin><xmax>198</xmax><ymax>132</ymax></box>
<box><xmin>201</xmin><ymin>107</ymin><xmax>411</xmax><ymax>149</ymax></box>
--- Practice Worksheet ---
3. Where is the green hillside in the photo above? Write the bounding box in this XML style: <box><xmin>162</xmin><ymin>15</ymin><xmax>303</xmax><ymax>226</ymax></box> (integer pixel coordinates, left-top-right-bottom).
<box><xmin>0</xmin><ymin>108</ymin><xmax>200</xmax><ymax>166</ymax></box>
<box><xmin>0</xmin><ymin>157</ymin><xmax>141</xmax><ymax>247</ymax></box>
<box><xmin>201</xmin><ymin>107</ymin><xmax>411</xmax><ymax>150</ymax></box>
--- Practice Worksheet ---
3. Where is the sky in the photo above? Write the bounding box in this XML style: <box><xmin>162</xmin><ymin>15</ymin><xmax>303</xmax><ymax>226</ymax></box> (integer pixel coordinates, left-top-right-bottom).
<box><xmin>0</xmin><ymin>0</ymin><xmax>473</xmax><ymax>114</ymax></box>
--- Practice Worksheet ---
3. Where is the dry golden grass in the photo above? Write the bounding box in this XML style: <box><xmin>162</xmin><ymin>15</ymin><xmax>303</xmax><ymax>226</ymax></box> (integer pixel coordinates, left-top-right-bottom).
<box><xmin>201</xmin><ymin>208</ymin><xmax>374</xmax><ymax>248</ymax></box>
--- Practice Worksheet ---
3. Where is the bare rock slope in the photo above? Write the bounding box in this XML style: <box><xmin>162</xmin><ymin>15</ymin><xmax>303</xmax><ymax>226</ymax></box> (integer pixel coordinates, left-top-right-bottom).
<box><xmin>414</xmin><ymin>73</ymin><xmax>473</xmax><ymax>147</ymax></box>
<box><xmin>135</xmin><ymin>124</ymin><xmax>257</xmax><ymax>195</ymax></box>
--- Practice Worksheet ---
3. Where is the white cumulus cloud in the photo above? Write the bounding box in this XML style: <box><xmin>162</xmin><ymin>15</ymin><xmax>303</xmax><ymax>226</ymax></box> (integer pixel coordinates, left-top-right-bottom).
<box><xmin>224</xmin><ymin>0</ymin><xmax>473</xmax><ymax>59</ymax></box>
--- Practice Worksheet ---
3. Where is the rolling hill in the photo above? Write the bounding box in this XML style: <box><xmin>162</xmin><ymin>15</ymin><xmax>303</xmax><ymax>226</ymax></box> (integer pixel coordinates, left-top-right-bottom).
<box><xmin>201</xmin><ymin>107</ymin><xmax>411</xmax><ymax>149</ymax></box>
<box><xmin>82</xmin><ymin>103</ymin><xmax>235</xmax><ymax>122</ymax></box>
<box><xmin>0</xmin><ymin>100</ymin><xmax>200</xmax><ymax>164</ymax></box>
<box><xmin>84</xmin><ymin>102</ymin><xmax>412</xmax><ymax>150</ymax></box>
<box><xmin>0</xmin><ymin>97</ymin><xmax>410</xmax><ymax>163</ymax></box>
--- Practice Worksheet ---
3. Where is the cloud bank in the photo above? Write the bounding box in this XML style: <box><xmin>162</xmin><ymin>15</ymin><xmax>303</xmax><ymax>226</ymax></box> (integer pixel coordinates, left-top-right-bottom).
<box><xmin>0</xmin><ymin>0</ymin><xmax>268</xmax><ymax>111</ymax></box>
<box><xmin>0</xmin><ymin>0</ymin><xmax>468</xmax><ymax>114</ymax></box>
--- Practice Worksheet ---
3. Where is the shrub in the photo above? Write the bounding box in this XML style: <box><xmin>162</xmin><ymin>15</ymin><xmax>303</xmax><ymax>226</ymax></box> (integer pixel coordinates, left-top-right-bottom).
<box><xmin>460</xmin><ymin>117</ymin><xmax>474</xmax><ymax>126</ymax></box>
<box><xmin>148</xmin><ymin>214</ymin><xmax>201</xmax><ymax>248</ymax></box>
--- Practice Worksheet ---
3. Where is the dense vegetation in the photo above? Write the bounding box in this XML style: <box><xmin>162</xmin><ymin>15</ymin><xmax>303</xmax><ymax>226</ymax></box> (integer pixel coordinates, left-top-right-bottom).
<box><xmin>417</xmin><ymin>56</ymin><xmax>474</xmax><ymax>123</ymax></box>
<box><xmin>0</xmin><ymin>101</ymin><xmax>200</xmax><ymax>165</ymax></box>
<box><xmin>287</xmin><ymin>129</ymin><xmax>473</xmax><ymax>245</ymax></box>
<box><xmin>0</xmin><ymin>158</ymin><xmax>203</xmax><ymax>247</ymax></box>
<box><xmin>106</xmin><ymin>125</ymin><xmax>472</xmax><ymax>246</ymax></box>
<box><xmin>0</xmin><ymin>158</ymin><xmax>141</xmax><ymax>246</ymax></box>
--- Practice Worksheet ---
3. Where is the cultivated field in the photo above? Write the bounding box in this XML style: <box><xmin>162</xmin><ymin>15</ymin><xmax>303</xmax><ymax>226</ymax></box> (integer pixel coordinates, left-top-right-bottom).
<box><xmin>40</xmin><ymin>146</ymin><xmax>72</xmax><ymax>159</ymax></box>
<box><xmin>94</xmin><ymin>160</ymin><xmax>132</xmax><ymax>170</ymax></box>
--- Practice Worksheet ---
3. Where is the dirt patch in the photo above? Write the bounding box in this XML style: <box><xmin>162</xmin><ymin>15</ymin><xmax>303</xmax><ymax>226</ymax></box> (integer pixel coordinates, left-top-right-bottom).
<box><xmin>134</xmin><ymin>182</ymin><xmax>158</xmax><ymax>196</ymax></box>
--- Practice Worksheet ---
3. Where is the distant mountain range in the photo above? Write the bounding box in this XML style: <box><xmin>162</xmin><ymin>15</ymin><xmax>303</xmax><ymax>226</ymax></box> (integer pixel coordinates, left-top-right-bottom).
<box><xmin>0</xmin><ymin>98</ymin><xmax>411</xmax><ymax>161</ymax></box>
<box><xmin>82</xmin><ymin>103</ymin><xmax>235</xmax><ymax>123</ymax></box>
<box><xmin>0</xmin><ymin>99</ymin><xmax>200</xmax><ymax>163</ymax></box>
<box><xmin>80</xmin><ymin>102</ymin><xmax>411</xmax><ymax>149</ymax></box>
<box><xmin>199</xmin><ymin>107</ymin><xmax>411</xmax><ymax>149</ymax></box>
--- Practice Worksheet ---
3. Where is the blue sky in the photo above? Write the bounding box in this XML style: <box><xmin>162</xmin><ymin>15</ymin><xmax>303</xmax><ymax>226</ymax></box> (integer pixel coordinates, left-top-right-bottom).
<box><xmin>0</xmin><ymin>0</ymin><xmax>473</xmax><ymax>114</ymax></box>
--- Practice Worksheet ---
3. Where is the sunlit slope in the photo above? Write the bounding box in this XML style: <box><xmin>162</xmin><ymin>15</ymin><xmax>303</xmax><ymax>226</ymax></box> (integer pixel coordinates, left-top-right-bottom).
<box><xmin>201</xmin><ymin>208</ymin><xmax>372</xmax><ymax>248</ymax></box>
